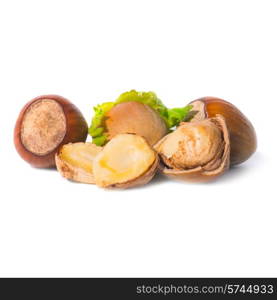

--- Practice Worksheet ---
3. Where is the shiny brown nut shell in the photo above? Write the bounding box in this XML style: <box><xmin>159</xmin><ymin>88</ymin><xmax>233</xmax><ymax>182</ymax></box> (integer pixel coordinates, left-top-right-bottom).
<box><xmin>189</xmin><ymin>97</ymin><xmax>257</xmax><ymax>166</ymax></box>
<box><xmin>55</xmin><ymin>142</ymin><xmax>102</xmax><ymax>184</ymax></box>
<box><xmin>14</xmin><ymin>95</ymin><xmax>88</xmax><ymax>168</ymax></box>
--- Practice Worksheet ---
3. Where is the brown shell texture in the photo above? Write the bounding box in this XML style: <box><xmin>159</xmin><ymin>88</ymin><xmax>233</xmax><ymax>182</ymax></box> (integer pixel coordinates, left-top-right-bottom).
<box><xmin>190</xmin><ymin>97</ymin><xmax>257</xmax><ymax>166</ymax></box>
<box><xmin>14</xmin><ymin>94</ymin><xmax>88</xmax><ymax>168</ymax></box>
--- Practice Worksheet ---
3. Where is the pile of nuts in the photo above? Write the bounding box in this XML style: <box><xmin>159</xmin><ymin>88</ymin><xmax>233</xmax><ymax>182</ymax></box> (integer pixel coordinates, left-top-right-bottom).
<box><xmin>14</xmin><ymin>93</ymin><xmax>257</xmax><ymax>189</ymax></box>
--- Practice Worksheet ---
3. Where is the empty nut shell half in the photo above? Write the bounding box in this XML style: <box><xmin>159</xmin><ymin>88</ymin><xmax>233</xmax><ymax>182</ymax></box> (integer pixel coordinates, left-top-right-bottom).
<box><xmin>93</xmin><ymin>133</ymin><xmax>159</xmax><ymax>188</ymax></box>
<box><xmin>55</xmin><ymin>142</ymin><xmax>102</xmax><ymax>184</ymax></box>
<box><xmin>154</xmin><ymin>115</ymin><xmax>230</xmax><ymax>182</ymax></box>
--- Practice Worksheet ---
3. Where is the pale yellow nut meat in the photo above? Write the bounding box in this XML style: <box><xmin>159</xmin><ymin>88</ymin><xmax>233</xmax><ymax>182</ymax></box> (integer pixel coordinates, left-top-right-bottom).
<box><xmin>56</xmin><ymin>142</ymin><xmax>102</xmax><ymax>184</ymax></box>
<box><xmin>93</xmin><ymin>134</ymin><xmax>157</xmax><ymax>188</ymax></box>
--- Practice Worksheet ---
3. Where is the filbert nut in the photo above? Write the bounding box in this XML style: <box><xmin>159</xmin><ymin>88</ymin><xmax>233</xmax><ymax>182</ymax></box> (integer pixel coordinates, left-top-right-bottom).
<box><xmin>14</xmin><ymin>95</ymin><xmax>88</xmax><ymax>168</ymax></box>
<box><xmin>154</xmin><ymin>115</ymin><xmax>230</xmax><ymax>182</ymax></box>
<box><xmin>105</xmin><ymin>101</ymin><xmax>168</xmax><ymax>146</ymax></box>
<box><xmin>55</xmin><ymin>142</ymin><xmax>102</xmax><ymax>184</ymax></box>
<box><xmin>189</xmin><ymin>97</ymin><xmax>257</xmax><ymax>166</ymax></box>
<box><xmin>93</xmin><ymin>133</ymin><xmax>159</xmax><ymax>188</ymax></box>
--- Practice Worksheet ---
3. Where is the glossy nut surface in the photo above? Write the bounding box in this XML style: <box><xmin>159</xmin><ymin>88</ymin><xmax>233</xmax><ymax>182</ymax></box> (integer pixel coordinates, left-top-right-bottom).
<box><xmin>189</xmin><ymin>97</ymin><xmax>257</xmax><ymax>166</ymax></box>
<box><xmin>14</xmin><ymin>95</ymin><xmax>88</xmax><ymax>168</ymax></box>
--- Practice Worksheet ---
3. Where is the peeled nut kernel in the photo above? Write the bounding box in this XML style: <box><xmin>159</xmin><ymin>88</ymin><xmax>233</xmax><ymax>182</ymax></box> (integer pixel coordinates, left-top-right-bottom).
<box><xmin>158</xmin><ymin>120</ymin><xmax>223</xmax><ymax>170</ymax></box>
<box><xmin>55</xmin><ymin>142</ymin><xmax>102</xmax><ymax>184</ymax></box>
<box><xmin>93</xmin><ymin>134</ymin><xmax>158</xmax><ymax>188</ymax></box>
<box><xmin>105</xmin><ymin>101</ymin><xmax>168</xmax><ymax>146</ymax></box>
<box><xmin>14</xmin><ymin>95</ymin><xmax>88</xmax><ymax>168</ymax></box>
<box><xmin>154</xmin><ymin>115</ymin><xmax>230</xmax><ymax>182</ymax></box>
<box><xmin>189</xmin><ymin>97</ymin><xmax>257</xmax><ymax>166</ymax></box>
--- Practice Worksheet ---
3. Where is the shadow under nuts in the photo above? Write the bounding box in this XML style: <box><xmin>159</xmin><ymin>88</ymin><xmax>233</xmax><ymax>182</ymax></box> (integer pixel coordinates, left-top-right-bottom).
<box><xmin>14</xmin><ymin>91</ymin><xmax>258</xmax><ymax>188</ymax></box>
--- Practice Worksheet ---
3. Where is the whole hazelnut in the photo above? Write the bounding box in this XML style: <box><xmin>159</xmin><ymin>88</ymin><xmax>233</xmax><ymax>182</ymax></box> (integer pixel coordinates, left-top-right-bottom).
<box><xmin>189</xmin><ymin>97</ymin><xmax>257</xmax><ymax>166</ymax></box>
<box><xmin>14</xmin><ymin>95</ymin><xmax>88</xmax><ymax>168</ymax></box>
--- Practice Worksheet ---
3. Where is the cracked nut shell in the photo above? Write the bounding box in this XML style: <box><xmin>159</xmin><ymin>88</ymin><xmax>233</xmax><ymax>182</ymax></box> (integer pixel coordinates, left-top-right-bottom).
<box><xmin>189</xmin><ymin>97</ymin><xmax>257</xmax><ymax>166</ymax></box>
<box><xmin>93</xmin><ymin>133</ymin><xmax>159</xmax><ymax>188</ymax></box>
<box><xmin>154</xmin><ymin>115</ymin><xmax>230</xmax><ymax>182</ymax></box>
<box><xmin>55</xmin><ymin>142</ymin><xmax>102</xmax><ymax>184</ymax></box>
<box><xmin>14</xmin><ymin>95</ymin><xmax>88</xmax><ymax>168</ymax></box>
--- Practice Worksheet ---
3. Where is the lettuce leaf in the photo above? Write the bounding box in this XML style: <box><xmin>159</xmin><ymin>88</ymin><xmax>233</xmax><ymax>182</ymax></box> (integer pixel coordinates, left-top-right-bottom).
<box><xmin>89</xmin><ymin>90</ymin><xmax>192</xmax><ymax>146</ymax></box>
<box><xmin>166</xmin><ymin>106</ymin><xmax>193</xmax><ymax>128</ymax></box>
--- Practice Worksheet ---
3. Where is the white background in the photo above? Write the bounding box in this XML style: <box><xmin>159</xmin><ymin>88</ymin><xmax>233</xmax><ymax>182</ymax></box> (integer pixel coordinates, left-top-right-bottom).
<box><xmin>0</xmin><ymin>0</ymin><xmax>276</xmax><ymax>277</ymax></box>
